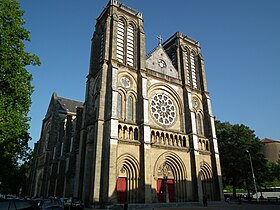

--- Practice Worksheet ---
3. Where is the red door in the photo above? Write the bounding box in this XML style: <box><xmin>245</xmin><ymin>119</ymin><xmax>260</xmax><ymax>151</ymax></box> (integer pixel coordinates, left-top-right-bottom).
<box><xmin>157</xmin><ymin>179</ymin><xmax>164</xmax><ymax>202</ymax></box>
<box><xmin>166</xmin><ymin>179</ymin><xmax>174</xmax><ymax>202</ymax></box>
<box><xmin>117</xmin><ymin>177</ymin><xmax>127</xmax><ymax>203</ymax></box>
<box><xmin>157</xmin><ymin>179</ymin><xmax>175</xmax><ymax>202</ymax></box>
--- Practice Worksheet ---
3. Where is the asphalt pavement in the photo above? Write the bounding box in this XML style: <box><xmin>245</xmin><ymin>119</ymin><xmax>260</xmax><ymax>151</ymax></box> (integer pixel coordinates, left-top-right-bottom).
<box><xmin>149</xmin><ymin>203</ymin><xmax>280</xmax><ymax>210</ymax></box>
<box><xmin>85</xmin><ymin>202</ymin><xmax>280</xmax><ymax>210</ymax></box>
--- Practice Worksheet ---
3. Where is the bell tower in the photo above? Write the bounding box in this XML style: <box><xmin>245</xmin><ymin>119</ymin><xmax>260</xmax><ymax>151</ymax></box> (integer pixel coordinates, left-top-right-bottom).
<box><xmin>163</xmin><ymin>32</ymin><xmax>223</xmax><ymax>201</ymax></box>
<box><xmin>78</xmin><ymin>0</ymin><xmax>146</xmax><ymax>205</ymax></box>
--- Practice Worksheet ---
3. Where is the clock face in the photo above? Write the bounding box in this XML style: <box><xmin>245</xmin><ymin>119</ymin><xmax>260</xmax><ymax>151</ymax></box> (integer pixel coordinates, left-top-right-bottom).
<box><xmin>150</xmin><ymin>93</ymin><xmax>176</xmax><ymax>126</ymax></box>
<box><xmin>158</xmin><ymin>59</ymin><xmax>166</xmax><ymax>68</ymax></box>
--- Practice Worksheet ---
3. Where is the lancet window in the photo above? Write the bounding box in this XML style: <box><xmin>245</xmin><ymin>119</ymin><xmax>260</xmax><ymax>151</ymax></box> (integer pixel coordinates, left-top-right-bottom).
<box><xmin>171</xmin><ymin>49</ymin><xmax>177</xmax><ymax>68</ymax></box>
<box><xmin>118</xmin><ymin>91</ymin><xmax>136</xmax><ymax>122</ymax></box>
<box><xmin>127</xmin><ymin>96</ymin><xmax>133</xmax><ymax>121</ymax></box>
<box><xmin>197</xmin><ymin>113</ymin><xmax>204</xmax><ymax>135</ymax></box>
<box><xmin>116</xmin><ymin>19</ymin><xmax>135</xmax><ymax>67</ymax></box>
<box><xmin>117</xmin><ymin>19</ymin><xmax>125</xmax><ymax>63</ymax></box>
<box><xmin>184</xmin><ymin>51</ymin><xmax>191</xmax><ymax>86</ymax></box>
<box><xmin>126</xmin><ymin>24</ymin><xmax>134</xmax><ymax>66</ymax></box>
<box><xmin>190</xmin><ymin>52</ymin><xmax>198</xmax><ymax>89</ymax></box>
<box><xmin>117</xmin><ymin>93</ymin><xmax>123</xmax><ymax>118</ymax></box>
<box><xmin>99</xmin><ymin>31</ymin><xmax>105</xmax><ymax>63</ymax></box>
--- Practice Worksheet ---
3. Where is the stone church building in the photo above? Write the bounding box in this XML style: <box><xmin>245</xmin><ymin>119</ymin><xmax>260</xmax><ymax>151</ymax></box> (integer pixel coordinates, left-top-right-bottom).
<box><xmin>28</xmin><ymin>0</ymin><xmax>223</xmax><ymax>206</ymax></box>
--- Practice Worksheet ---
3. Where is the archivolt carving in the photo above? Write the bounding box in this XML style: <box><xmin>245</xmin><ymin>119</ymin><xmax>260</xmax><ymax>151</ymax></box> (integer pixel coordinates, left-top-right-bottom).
<box><xmin>117</xmin><ymin>153</ymin><xmax>139</xmax><ymax>179</ymax></box>
<box><xmin>116</xmin><ymin>153</ymin><xmax>140</xmax><ymax>202</ymax></box>
<box><xmin>200</xmin><ymin>161</ymin><xmax>212</xmax><ymax>181</ymax></box>
<box><xmin>157</xmin><ymin>163</ymin><xmax>173</xmax><ymax>177</ymax></box>
<box><xmin>153</xmin><ymin>151</ymin><xmax>187</xmax><ymax>180</ymax></box>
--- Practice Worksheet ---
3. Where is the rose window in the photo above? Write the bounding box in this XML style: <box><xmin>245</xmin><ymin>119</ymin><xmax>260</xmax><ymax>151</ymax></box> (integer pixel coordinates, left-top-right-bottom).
<box><xmin>150</xmin><ymin>93</ymin><xmax>176</xmax><ymax>125</ymax></box>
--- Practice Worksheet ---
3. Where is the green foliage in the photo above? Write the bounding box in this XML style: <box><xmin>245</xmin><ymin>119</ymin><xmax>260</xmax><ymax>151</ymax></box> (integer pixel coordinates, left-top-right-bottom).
<box><xmin>263</xmin><ymin>160</ymin><xmax>280</xmax><ymax>187</ymax></box>
<box><xmin>215</xmin><ymin>121</ymin><xmax>267</xmax><ymax>197</ymax></box>
<box><xmin>0</xmin><ymin>0</ymin><xmax>40</xmax><ymax>194</ymax></box>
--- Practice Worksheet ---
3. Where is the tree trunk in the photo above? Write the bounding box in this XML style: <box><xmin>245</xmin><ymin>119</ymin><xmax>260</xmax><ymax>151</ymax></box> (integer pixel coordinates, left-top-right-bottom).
<box><xmin>232</xmin><ymin>184</ymin><xmax>237</xmax><ymax>198</ymax></box>
<box><xmin>245</xmin><ymin>178</ymin><xmax>251</xmax><ymax>199</ymax></box>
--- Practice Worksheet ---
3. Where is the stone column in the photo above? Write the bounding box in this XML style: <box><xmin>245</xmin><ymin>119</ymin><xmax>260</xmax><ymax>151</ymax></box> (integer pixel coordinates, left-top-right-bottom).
<box><xmin>107</xmin><ymin>64</ymin><xmax>119</xmax><ymax>203</ymax></box>
<box><xmin>205</xmin><ymin>94</ymin><xmax>223</xmax><ymax>201</ymax></box>
<box><xmin>187</xmin><ymin>89</ymin><xmax>203</xmax><ymax>202</ymax></box>
<box><xmin>141</xmin><ymin>75</ymin><xmax>152</xmax><ymax>203</ymax></box>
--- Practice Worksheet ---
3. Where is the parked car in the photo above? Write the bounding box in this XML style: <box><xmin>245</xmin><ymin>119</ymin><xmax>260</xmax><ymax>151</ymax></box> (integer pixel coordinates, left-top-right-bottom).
<box><xmin>0</xmin><ymin>198</ymin><xmax>40</xmax><ymax>210</ymax></box>
<box><xmin>63</xmin><ymin>197</ymin><xmax>84</xmax><ymax>210</ymax></box>
<box><xmin>40</xmin><ymin>197</ymin><xmax>64</xmax><ymax>210</ymax></box>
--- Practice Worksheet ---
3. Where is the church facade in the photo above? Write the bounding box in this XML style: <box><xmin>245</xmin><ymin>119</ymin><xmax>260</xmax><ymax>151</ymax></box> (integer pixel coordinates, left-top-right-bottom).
<box><xmin>28</xmin><ymin>0</ymin><xmax>223</xmax><ymax>206</ymax></box>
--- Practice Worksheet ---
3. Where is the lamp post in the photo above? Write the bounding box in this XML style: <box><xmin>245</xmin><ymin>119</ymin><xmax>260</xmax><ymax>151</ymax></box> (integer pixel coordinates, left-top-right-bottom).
<box><xmin>246</xmin><ymin>150</ymin><xmax>258</xmax><ymax>202</ymax></box>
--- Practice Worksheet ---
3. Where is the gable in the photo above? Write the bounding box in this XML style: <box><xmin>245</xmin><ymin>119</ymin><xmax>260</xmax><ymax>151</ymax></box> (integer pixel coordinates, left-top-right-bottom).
<box><xmin>146</xmin><ymin>45</ymin><xmax>178</xmax><ymax>79</ymax></box>
<box><xmin>45</xmin><ymin>92</ymin><xmax>83</xmax><ymax>119</ymax></box>
<box><xmin>45</xmin><ymin>93</ymin><xmax>57</xmax><ymax>119</ymax></box>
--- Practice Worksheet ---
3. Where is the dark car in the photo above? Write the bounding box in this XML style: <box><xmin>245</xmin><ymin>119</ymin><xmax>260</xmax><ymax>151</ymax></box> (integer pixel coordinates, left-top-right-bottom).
<box><xmin>0</xmin><ymin>198</ymin><xmax>40</xmax><ymax>210</ymax></box>
<box><xmin>40</xmin><ymin>197</ymin><xmax>64</xmax><ymax>210</ymax></box>
<box><xmin>63</xmin><ymin>197</ymin><xmax>84</xmax><ymax>210</ymax></box>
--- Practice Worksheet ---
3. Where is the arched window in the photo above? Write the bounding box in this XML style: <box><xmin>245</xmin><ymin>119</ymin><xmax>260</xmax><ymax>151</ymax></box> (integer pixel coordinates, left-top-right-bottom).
<box><xmin>118</xmin><ymin>125</ymin><xmax>122</xmax><ymax>139</ymax></box>
<box><xmin>197</xmin><ymin>113</ymin><xmax>203</xmax><ymax>135</ymax></box>
<box><xmin>43</xmin><ymin>133</ymin><xmax>49</xmax><ymax>153</ymax></box>
<box><xmin>126</xmin><ymin>24</ymin><xmax>134</xmax><ymax>67</ymax></box>
<box><xmin>117</xmin><ymin>19</ymin><xmax>125</xmax><ymax>63</ymax></box>
<box><xmin>205</xmin><ymin>141</ymin><xmax>209</xmax><ymax>151</ymax></box>
<box><xmin>117</xmin><ymin>93</ymin><xmax>122</xmax><ymax>119</ymax></box>
<box><xmin>129</xmin><ymin>127</ymin><xmax>133</xmax><ymax>140</ymax></box>
<box><xmin>171</xmin><ymin>49</ymin><xmax>177</xmax><ymax>68</ymax></box>
<box><xmin>53</xmin><ymin>146</ymin><xmax>56</xmax><ymax>159</ymax></box>
<box><xmin>190</xmin><ymin>52</ymin><xmax>197</xmax><ymax>89</ymax></box>
<box><xmin>185</xmin><ymin>51</ymin><xmax>191</xmax><ymax>86</ymax></box>
<box><xmin>116</xmin><ymin>20</ymin><xmax>135</xmax><ymax>67</ymax></box>
<box><xmin>156</xmin><ymin>132</ymin><xmax>160</xmax><ymax>143</ymax></box>
<box><xmin>134</xmin><ymin>128</ymin><xmax>138</xmax><ymax>140</ymax></box>
<box><xmin>151</xmin><ymin>130</ymin><xmax>155</xmax><ymax>143</ymax></box>
<box><xmin>127</xmin><ymin>96</ymin><xmax>133</xmax><ymax>121</ymax></box>
<box><xmin>60</xmin><ymin>142</ymin><xmax>64</xmax><ymax>156</ymax></box>
<box><xmin>99</xmin><ymin>31</ymin><xmax>105</xmax><ymax>64</ymax></box>
<box><xmin>182</xmin><ymin>136</ymin><xmax>187</xmax><ymax>147</ymax></box>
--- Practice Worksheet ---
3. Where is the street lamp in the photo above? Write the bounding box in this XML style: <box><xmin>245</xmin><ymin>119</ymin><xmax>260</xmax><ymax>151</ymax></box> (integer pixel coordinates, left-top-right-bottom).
<box><xmin>246</xmin><ymin>150</ymin><xmax>258</xmax><ymax>202</ymax></box>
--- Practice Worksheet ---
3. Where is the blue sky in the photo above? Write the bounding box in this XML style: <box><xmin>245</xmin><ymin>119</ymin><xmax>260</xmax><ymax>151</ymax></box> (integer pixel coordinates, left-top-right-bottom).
<box><xmin>20</xmin><ymin>0</ymin><xmax>280</xmax><ymax>148</ymax></box>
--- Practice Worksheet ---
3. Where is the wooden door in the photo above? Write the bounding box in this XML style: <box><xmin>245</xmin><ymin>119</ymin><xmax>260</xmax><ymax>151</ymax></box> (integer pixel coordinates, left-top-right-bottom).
<box><xmin>156</xmin><ymin>179</ymin><xmax>164</xmax><ymax>202</ymax></box>
<box><xmin>117</xmin><ymin>177</ymin><xmax>127</xmax><ymax>203</ymax></box>
<box><xmin>157</xmin><ymin>178</ymin><xmax>175</xmax><ymax>202</ymax></box>
<box><xmin>166</xmin><ymin>179</ymin><xmax>174</xmax><ymax>202</ymax></box>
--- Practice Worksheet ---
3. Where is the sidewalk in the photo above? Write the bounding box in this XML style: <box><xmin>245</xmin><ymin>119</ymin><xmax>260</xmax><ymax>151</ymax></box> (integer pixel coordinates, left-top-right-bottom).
<box><xmin>84</xmin><ymin>201</ymin><xmax>280</xmax><ymax>210</ymax></box>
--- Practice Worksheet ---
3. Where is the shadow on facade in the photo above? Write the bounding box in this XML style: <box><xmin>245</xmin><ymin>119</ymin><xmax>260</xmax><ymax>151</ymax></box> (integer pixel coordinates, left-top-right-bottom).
<box><xmin>87</xmin><ymin>177</ymin><xmax>222</xmax><ymax>208</ymax></box>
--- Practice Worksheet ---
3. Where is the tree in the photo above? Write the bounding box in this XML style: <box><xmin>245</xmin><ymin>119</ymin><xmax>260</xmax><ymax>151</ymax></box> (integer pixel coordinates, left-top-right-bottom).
<box><xmin>0</xmin><ymin>0</ymin><xmax>40</xmax><ymax>193</ymax></box>
<box><xmin>215</xmin><ymin>121</ymin><xmax>267</xmax><ymax>198</ymax></box>
<box><xmin>263</xmin><ymin>158</ymin><xmax>280</xmax><ymax>187</ymax></box>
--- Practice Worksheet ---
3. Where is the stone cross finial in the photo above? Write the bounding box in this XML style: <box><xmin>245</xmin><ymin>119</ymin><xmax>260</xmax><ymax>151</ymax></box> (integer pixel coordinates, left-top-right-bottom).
<box><xmin>157</xmin><ymin>35</ymin><xmax>163</xmax><ymax>45</ymax></box>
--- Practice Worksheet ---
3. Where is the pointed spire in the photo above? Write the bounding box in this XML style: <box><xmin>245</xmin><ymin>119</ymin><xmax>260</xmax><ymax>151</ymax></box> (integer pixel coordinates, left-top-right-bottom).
<box><xmin>52</xmin><ymin>91</ymin><xmax>57</xmax><ymax>99</ymax></box>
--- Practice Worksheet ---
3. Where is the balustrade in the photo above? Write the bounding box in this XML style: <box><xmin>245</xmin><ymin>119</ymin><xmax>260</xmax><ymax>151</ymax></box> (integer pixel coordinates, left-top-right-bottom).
<box><xmin>150</xmin><ymin>129</ymin><xmax>189</xmax><ymax>148</ymax></box>
<box><xmin>118</xmin><ymin>123</ymin><xmax>139</xmax><ymax>141</ymax></box>
<box><xmin>198</xmin><ymin>137</ymin><xmax>210</xmax><ymax>151</ymax></box>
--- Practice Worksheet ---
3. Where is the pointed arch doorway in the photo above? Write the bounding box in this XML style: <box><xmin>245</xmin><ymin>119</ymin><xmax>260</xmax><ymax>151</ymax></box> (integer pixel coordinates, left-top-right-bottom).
<box><xmin>200</xmin><ymin>162</ymin><xmax>214</xmax><ymax>200</ymax></box>
<box><xmin>154</xmin><ymin>152</ymin><xmax>188</xmax><ymax>203</ymax></box>
<box><xmin>156</xmin><ymin>174</ymin><xmax>175</xmax><ymax>202</ymax></box>
<box><xmin>117</xmin><ymin>177</ymin><xmax>127</xmax><ymax>203</ymax></box>
<box><xmin>117</xmin><ymin>154</ymin><xmax>140</xmax><ymax>203</ymax></box>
